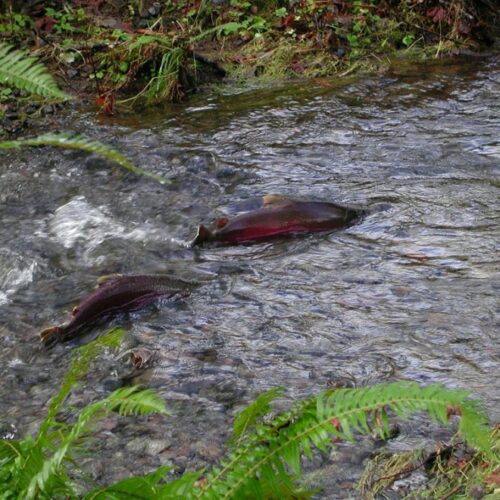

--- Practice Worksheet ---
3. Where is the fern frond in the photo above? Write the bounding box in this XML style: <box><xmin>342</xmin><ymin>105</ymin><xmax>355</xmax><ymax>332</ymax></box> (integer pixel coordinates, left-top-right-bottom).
<box><xmin>0</xmin><ymin>42</ymin><xmax>71</xmax><ymax>101</ymax></box>
<box><xmin>0</xmin><ymin>439</ymin><xmax>22</xmax><ymax>464</ymax></box>
<box><xmin>103</xmin><ymin>386</ymin><xmax>170</xmax><ymax>416</ymax></box>
<box><xmin>27</xmin><ymin>386</ymin><xmax>169</xmax><ymax>499</ymax></box>
<box><xmin>85</xmin><ymin>464</ymin><xmax>172</xmax><ymax>499</ymax></box>
<box><xmin>7</xmin><ymin>328</ymin><xmax>123</xmax><ymax>493</ymax></box>
<box><xmin>38</xmin><ymin>327</ymin><xmax>125</xmax><ymax>439</ymax></box>
<box><xmin>198</xmin><ymin>382</ymin><xmax>490</xmax><ymax>499</ymax></box>
<box><xmin>231</xmin><ymin>387</ymin><xmax>284</xmax><ymax>445</ymax></box>
<box><xmin>128</xmin><ymin>34</ymin><xmax>172</xmax><ymax>52</ymax></box>
<box><xmin>0</xmin><ymin>132</ymin><xmax>171</xmax><ymax>186</ymax></box>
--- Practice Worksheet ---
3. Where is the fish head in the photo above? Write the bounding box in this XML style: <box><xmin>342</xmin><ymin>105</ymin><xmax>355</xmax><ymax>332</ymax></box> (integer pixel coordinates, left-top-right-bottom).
<box><xmin>191</xmin><ymin>224</ymin><xmax>214</xmax><ymax>246</ymax></box>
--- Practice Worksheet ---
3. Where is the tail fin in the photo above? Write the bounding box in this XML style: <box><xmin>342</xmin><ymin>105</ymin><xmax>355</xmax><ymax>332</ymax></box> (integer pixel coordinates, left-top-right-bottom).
<box><xmin>190</xmin><ymin>224</ymin><xmax>213</xmax><ymax>246</ymax></box>
<box><xmin>40</xmin><ymin>325</ymin><xmax>65</xmax><ymax>348</ymax></box>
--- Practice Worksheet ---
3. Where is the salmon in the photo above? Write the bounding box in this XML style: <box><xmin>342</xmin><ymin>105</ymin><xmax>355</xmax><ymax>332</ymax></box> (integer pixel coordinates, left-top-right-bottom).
<box><xmin>40</xmin><ymin>274</ymin><xmax>191</xmax><ymax>347</ymax></box>
<box><xmin>191</xmin><ymin>195</ymin><xmax>362</xmax><ymax>245</ymax></box>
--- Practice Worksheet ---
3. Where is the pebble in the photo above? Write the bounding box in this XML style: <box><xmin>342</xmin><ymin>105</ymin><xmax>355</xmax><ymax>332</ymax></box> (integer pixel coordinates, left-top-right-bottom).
<box><xmin>148</xmin><ymin>2</ymin><xmax>162</xmax><ymax>16</ymax></box>
<box><xmin>25</xmin><ymin>105</ymin><xmax>38</xmax><ymax>114</ymax></box>
<box><xmin>144</xmin><ymin>438</ymin><xmax>172</xmax><ymax>456</ymax></box>
<box><xmin>215</xmin><ymin>167</ymin><xmax>237</xmax><ymax>179</ymax></box>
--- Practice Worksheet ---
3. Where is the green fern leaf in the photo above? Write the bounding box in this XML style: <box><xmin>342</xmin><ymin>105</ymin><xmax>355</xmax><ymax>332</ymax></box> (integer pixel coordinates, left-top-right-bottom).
<box><xmin>38</xmin><ymin>327</ymin><xmax>125</xmax><ymax>439</ymax></box>
<box><xmin>106</xmin><ymin>386</ymin><xmax>170</xmax><ymax>416</ymax></box>
<box><xmin>26</xmin><ymin>386</ymin><xmax>169</xmax><ymax>499</ymax></box>
<box><xmin>85</xmin><ymin>465</ymin><xmax>172</xmax><ymax>499</ymax></box>
<box><xmin>197</xmin><ymin>382</ymin><xmax>491</xmax><ymax>499</ymax></box>
<box><xmin>0</xmin><ymin>132</ymin><xmax>171</xmax><ymax>186</ymax></box>
<box><xmin>231</xmin><ymin>387</ymin><xmax>284</xmax><ymax>444</ymax></box>
<box><xmin>0</xmin><ymin>439</ymin><xmax>21</xmax><ymax>464</ymax></box>
<box><xmin>0</xmin><ymin>42</ymin><xmax>71</xmax><ymax>101</ymax></box>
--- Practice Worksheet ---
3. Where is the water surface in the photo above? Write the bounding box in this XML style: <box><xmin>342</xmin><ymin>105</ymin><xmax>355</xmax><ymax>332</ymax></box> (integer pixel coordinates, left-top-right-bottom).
<box><xmin>1</xmin><ymin>56</ymin><xmax>498</xmax><ymax>494</ymax></box>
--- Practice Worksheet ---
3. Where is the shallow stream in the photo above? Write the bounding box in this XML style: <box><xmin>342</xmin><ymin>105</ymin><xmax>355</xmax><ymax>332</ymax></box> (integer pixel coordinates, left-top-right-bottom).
<box><xmin>1</xmin><ymin>55</ymin><xmax>499</xmax><ymax>495</ymax></box>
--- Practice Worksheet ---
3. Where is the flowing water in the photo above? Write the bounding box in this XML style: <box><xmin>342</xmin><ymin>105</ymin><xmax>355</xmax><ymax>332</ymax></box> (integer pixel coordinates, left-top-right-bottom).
<box><xmin>1</xmin><ymin>56</ymin><xmax>499</xmax><ymax>495</ymax></box>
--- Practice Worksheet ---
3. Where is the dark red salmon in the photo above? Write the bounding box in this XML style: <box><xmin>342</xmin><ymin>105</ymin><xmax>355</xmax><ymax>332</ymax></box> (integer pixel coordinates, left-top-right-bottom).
<box><xmin>40</xmin><ymin>274</ymin><xmax>191</xmax><ymax>347</ymax></box>
<box><xmin>191</xmin><ymin>195</ymin><xmax>362</xmax><ymax>245</ymax></box>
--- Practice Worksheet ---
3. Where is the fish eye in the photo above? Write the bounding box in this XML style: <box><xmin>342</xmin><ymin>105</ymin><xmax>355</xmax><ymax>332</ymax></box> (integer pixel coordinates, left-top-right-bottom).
<box><xmin>216</xmin><ymin>217</ymin><xmax>228</xmax><ymax>228</ymax></box>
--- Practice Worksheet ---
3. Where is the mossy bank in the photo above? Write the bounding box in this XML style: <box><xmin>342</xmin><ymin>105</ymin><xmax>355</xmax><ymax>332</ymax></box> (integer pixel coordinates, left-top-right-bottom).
<box><xmin>0</xmin><ymin>0</ymin><xmax>498</xmax><ymax>131</ymax></box>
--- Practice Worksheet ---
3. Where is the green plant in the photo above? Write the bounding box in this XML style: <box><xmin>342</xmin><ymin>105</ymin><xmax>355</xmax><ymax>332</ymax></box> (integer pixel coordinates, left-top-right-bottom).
<box><xmin>0</xmin><ymin>328</ymin><xmax>169</xmax><ymax>500</ymax></box>
<box><xmin>0</xmin><ymin>12</ymin><xmax>31</xmax><ymax>35</ymax></box>
<box><xmin>0</xmin><ymin>132</ymin><xmax>171</xmax><ymax>185</ymax></box>
<box><xmin>44</xmin><ymin>6</ymin><xmax>87</xmax><ymax>34</ymax></box>
<box><xmin>146</xmin><ymin>47</ymin><xmax>184</xmax><ymax>104</ymax></box>
<box><xmin>0</xmin><ymin>42</ymin><xmax>71</xmax><ymax>101</ymax></box>
<box><xmin>195</xmin><ymin>382</ymin><xmax>491</xmax><ymax>498</ymax></box>
<box><xmin>1</xmin><ymin>360</ymin><xmax>493</xmax><ymax>500</ymax></box>
<box><xmin>402</xmin><ymin>32</ymin><xmax>416</xmax><ymax>47</ymax></box>
<box><xmin>359</xmin><ymin>426</ymin><xmax>500</xmax><ymax>498</ymax></box>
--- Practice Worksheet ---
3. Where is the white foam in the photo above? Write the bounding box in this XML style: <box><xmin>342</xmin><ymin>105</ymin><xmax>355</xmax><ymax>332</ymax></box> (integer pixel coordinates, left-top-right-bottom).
<box><xmin>0</xmin><ymin>251</ymin><xmax>37</xmax><ymax>305</ymax></box>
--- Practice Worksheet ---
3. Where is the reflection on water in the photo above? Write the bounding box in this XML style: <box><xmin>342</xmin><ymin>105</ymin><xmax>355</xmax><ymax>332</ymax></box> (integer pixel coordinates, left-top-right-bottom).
<box><xmin>1</xmin><ymin>56</ymin><xmax>499</xmax><ymax>492</ymax></box>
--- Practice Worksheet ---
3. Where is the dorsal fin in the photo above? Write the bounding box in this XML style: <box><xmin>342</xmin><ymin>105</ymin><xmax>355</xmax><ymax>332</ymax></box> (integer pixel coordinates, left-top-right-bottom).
<box><xmin>96</xmin><ymin>274</ymin><xmax>123</xmax><ymax>287</ymax></box>
<box><xmin>262</xmin><ymin>194</ymin><xmax>291</xmax><ymax>207</ymax></box>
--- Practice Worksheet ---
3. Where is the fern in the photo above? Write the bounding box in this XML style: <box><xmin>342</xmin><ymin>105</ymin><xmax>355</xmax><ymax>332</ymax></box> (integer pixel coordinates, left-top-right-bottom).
<box><xmin>0</xmin><ymin>42</ymin><xmax>71</xmax><ymax>101</ymax></box>
<box><xmin>0</xmin><ymin>328</ymin><xmax>169</xmax><ymax>500</ymax></box>
<box><xmin>85</xmin><ymin>469</ymin><xmax>203</xmax><ymax>500</ymax></box>
<box><xmin>231</xmin><ymin>387</ymin><xmax>284</xmax><ymax>445</ymax></box>
<box><xmin>26</xmin><ymin>387</ymin><xmax>169</xmax><ymax>498</ymax></box>
<box><xmin>0</xmin><ymin>132</ymin><xmax>171</xmax><ymax>186</ymax></box>
<box><xmin>38</xmin><ymin>327</ymin><xmax>124</xmax><ymax>438</ymax></box>
<box><xmin>196</xmin><ymin>382</ymin><xmax>491</xmax><ymax>499</ymax></box>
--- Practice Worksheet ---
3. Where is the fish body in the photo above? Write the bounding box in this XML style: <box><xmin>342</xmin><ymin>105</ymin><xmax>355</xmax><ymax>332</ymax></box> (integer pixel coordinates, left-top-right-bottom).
<box><xmin>40</xmin><ymin>274</ymin><xmax>191</xmax><ymax>346</ymax></box>
<box><xmin>192</xmin><ymin>195</ymin><xmax>362</xmax><ymax>245</ymax></box>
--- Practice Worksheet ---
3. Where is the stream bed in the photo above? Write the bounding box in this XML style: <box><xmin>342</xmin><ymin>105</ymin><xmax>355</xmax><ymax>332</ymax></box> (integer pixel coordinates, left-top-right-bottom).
<box><xmin>1</xmin><ymin>55</ymin><xmax>499</xmax><ymax>496</ymax></box>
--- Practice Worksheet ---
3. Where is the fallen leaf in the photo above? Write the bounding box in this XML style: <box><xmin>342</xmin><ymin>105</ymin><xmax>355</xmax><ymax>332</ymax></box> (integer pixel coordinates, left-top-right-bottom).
<box><xmin>457</xmin><ymin>20</ymin><xmax>471</xmax><ymax>35</ymax></box>
<box><xmin>290</xmin><ymin>60</ymin><xmax>305</xmax><ymax>73</ymax></box>
<box><xmin>35</xmin><ymin>16</ymin><xmax>56</xmax><ymax>33</ymax></box>
<box><xmin>485</xmin><ymin>470</ymin><xmax>500</xmax><ymax>485</ymax></box>
<box><xmin>96</xmin><ymin>94</ymin><xmax>115</xmax><ymax>115</ymax></box>
<box><xmin>427</xmin><ymin>6</ymin><xmax>447</xmax><ymax>23</ymax></box>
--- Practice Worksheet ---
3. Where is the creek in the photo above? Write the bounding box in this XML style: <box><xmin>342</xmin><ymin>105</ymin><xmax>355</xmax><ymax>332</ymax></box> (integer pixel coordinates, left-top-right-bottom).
<box><xmin>1</xmin><ymin>55</ymin><xmax>498</xmax><ymax>494</ymax></box>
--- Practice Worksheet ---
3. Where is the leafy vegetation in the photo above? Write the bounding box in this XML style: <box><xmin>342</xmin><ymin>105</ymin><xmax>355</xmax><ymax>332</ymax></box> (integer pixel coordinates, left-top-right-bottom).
<box><xmin>195</xmin><ymin>382</ymin><xmax>493</xmax><ymax>499</ymax></box>
<box><xmin>1</xmin><ymin>361</ymin><xmax>496</xmax><ymax>499</ymax></box>
<box><xmin>0</xmin><ymin>132</ymin><xmax>171</xmax><ymax>185</ymax></box>
<box><xmin>0</xmin><ymin>1</ymin><xmax>497</xmax><ymax>115</ymax></box>
<box><xmin>0</xmin><ymin>42</ymin><xmax>71</xmax><ymax>101</ymax></box>
<box><xmin>0</xmin><ymin>328</ymin><xmax>170</xmax><ymax>499</ymax></box>
<box><xmin>359</xmin><ymin>425</ymin><xmax>500</xmax><ymax>498</ymax></box>
<box><xmin>0</xmin><ymin>45</ymin><xmax>168</xmax><ymax>184</ymax></box>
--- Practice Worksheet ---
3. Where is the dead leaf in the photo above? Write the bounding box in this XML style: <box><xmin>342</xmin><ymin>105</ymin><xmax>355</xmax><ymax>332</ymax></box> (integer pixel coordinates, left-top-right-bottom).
<box><xmin>96</xmin><ymin>94</ymin><xmax>115</xmax><ymax>115</ymax></box>
<box><xmin>426</xmin><ymin>6</ymin><xmax>447</xmax><ymax>23</ymax></box>
<box><xmin>35</xmin><ymin>16</ymin><xmax>56</xmax><ymax>33</ymax></box>
<box><xmin>457</xmin><ymin>20</ymin><xmax>471</xmax><ymax>35</ymax></box>
<box><xmin>290</xmin><ymin>60</ymin><xmax>305</xmax><ymax>74</ymax></box>
<box><xmin>485</xmin><ymin>470</ymin><xmax>500</xmax><ymax>485</ymax></box>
